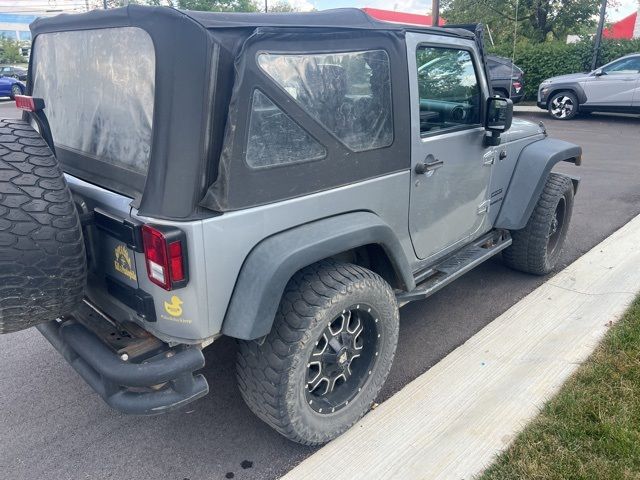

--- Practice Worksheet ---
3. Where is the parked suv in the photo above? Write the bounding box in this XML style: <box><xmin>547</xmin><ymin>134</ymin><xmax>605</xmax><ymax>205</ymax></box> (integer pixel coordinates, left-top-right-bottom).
<box><xmin>0</xmin><ymin>6</ymin><xmax>581</xmax><ymax>445</ymax></box>
<box><xmin>486</xmin><ymin>54</ymin><xmax>525</xmax><ymax>103</ymax></box>
<box><xmin>538</xmin><ymin>53</ymin><xmax>640</xmax><ymax>119</ymax></box>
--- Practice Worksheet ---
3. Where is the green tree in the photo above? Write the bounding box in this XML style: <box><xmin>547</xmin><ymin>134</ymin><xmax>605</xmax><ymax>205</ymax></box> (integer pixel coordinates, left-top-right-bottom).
<box><xmin>0</xmin><ymin>38</ymin><xmax>24</xmax><ymax>64</ymax></box>
<box><xmin>176</xmin><ymin>0</ymin><xmax>258</xmax><ymax>11</ymax></box>
<box><xmin>442</xmin><ymin>0</ymin><xmax>604</xmax><ymax>44</ymax></box>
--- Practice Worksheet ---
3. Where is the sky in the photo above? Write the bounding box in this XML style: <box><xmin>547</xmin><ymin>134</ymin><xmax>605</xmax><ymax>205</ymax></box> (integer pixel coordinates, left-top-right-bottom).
<box><xmin>0</xmin><ymin>0</ymin><xmax>637</xmax><ymax>22</ymax></box>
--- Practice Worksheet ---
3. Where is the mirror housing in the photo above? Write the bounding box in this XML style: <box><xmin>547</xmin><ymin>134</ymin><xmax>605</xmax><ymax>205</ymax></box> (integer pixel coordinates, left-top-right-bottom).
<box><xmin>484</xmin><ymin>96</ymin><xmax>513</xmax><ymax>147</ymax></box>
<box><xmin>594</xmin><ymin>68</ymin><xmax>604</xmax><ymax>77</ymax></box>
<box><xmin>485</xmin><ymin>96</ymin><xmax>513</xmax><ymax>133</ymax></box>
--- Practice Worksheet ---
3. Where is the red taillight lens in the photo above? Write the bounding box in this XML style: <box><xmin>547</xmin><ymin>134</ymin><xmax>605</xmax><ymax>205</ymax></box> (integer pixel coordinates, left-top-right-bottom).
<box><xmin>15</xmin><ymin>95</ymin><xmax>36</xmax><ymax>112</ymax></box>
<box><xmin>169</xmin><ymin>241</ymin><xmax>185</xmax><ymax>282</ymax></box>
<box><xmin>142</xmin><ymin>225</ymin><xmax>187</xmax><ymax>290</ymax></box>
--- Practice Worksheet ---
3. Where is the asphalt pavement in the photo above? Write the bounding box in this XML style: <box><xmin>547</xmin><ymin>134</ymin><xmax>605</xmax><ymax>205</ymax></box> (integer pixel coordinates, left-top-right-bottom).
<box><xmin>1</xmin><ymin>104</ymin><xmax>639</xmax><ymax>480</ymax></box>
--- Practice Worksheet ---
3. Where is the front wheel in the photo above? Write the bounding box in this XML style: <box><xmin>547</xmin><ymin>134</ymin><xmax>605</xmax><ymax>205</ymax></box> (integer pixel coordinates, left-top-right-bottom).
<box><xmin>548</xmin><ymin>91</ymin><xmax>578</xmax><ymax>120</ymax></box>
<box><xmin>503</xmin><ymin>173</ymin><xmax>574</xmax><ymax>275</ymax></box>
<box><xmin>236</xmin><ymin>260</ymin><xmax>399</xmax><ymax>445</ymax></box>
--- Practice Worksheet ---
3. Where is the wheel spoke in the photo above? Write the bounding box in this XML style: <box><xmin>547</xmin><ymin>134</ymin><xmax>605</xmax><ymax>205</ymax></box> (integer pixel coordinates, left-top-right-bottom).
<box><xmin>305</xmin><ymin>304</ymin><xmax>380</xmax><ymax>414</ymax></box>
<box><xmin>308</xmin><ymin>375</ymin><xmax>330</xmax><ymax>395</ymax></box>
<box><xmin>311</xmin><ymin>333</ymin><xmax>328</xmax><ymax>357</ymax></box>
<box><xmin>329</xmin><ymin>373</ymin><xmax>347</xmax><ymax>393</ymax></box>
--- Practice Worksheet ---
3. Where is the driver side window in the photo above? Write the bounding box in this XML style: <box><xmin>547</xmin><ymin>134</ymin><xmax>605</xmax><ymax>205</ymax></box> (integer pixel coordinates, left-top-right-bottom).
<box><xmin>416</xmin><ymin>46</ymin><xmax>481</xmax><ymax>135</ymax></box>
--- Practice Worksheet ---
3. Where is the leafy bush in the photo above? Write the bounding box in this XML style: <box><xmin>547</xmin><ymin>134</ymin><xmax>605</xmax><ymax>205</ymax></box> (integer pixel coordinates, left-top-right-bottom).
<box><xmin>490</xmin><ymin>38</ymin><xmax>640</xmax><ymax>99</ymax></box>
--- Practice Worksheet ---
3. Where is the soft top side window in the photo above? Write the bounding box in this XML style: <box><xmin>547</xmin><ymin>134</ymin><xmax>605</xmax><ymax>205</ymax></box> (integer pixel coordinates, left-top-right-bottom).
<box><xmin>257</xmin><ymin>49</ymin><xmax>393</xmax><ymax>152</ymax></box>
<box><xmin>246</xmin><ymin>89</ymin><xmax>327</xmax><ymax>169</ymax></box>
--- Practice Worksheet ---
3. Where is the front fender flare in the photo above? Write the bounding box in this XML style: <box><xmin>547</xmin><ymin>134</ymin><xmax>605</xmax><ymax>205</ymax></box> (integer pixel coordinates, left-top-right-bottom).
<box><xmin>221</xmin><ymin>212</ymin><xmax>414</xmax><ymax>340</ymax></box>
<box><xmin>495</xmin><ymin>138</ymin><xmax>581</xmax><ymax>231</ymax></box>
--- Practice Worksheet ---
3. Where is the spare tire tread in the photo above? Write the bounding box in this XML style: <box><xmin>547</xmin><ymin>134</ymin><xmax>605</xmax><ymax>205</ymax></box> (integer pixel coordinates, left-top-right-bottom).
<box><xmin>0</xmin><ymin>118</ymin><xmax>86</xmax><ymax>334</ymax></box>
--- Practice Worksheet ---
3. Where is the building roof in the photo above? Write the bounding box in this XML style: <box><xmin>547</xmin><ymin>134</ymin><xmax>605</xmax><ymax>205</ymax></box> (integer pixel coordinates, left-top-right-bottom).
<box><xmin>604</xmin><ymin>9</ymin><xmax>639</xmax><ymax>39</ymax></box>
<box><xmin>361</xmin><ymin>8</ymin><xmax>445</xmax><ymax>27</ymax></box>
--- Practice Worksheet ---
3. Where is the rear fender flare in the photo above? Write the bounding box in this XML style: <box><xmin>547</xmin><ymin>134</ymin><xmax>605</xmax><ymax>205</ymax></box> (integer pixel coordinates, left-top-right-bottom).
<box><xmin>221</xmin><ymin>212</ymin><xmax>414</xmax><ymax>340</ymax></box>
<box><xmin>495</xmin><ymin>138</ymin><xmax>581</xmax><ymax>231</ymax></box>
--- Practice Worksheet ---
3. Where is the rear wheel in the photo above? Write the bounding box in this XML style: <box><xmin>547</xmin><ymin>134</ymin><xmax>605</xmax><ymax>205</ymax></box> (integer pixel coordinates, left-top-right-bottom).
<box><xmin>0</xmin><ymin>119</ymin><xmax>86</xmax><ymax>334</ymax></box>
<box><xmin>503</xmin><ymin>173</ymin><xmax>574</xmax><ymax>275</ymax></box>
<box><xmin>236</xmin><ymin>260</ymin><xmax>399</xmax><ymax>445</ymax></box>
<box><xmin>548</xmin><ymin>91</ymin><xmax>578</xmax><ymax>120</ymax></box>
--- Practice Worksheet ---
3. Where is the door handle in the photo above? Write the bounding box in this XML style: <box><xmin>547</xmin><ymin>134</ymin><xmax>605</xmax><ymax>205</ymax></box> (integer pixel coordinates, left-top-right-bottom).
<box><xmin>415</xmin><ymin>159</ymin><xmax>444</xmax><ymax>174</ymax></box>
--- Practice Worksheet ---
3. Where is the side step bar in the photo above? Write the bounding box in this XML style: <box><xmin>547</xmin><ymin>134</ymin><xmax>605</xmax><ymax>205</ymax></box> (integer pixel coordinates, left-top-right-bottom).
<box><xmin>396</xmin><ymin>230</ymin><xmax>512</xmax><ymax>306</ymax></box>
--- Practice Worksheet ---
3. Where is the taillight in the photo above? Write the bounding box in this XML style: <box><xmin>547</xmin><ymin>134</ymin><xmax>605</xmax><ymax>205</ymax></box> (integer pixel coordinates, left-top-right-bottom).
<box><xmin>15</xmin><ymin>95</ymin><xmax>45</xmax><ymax>112</ymax></box>
<box><xmin>142</xmin><ymin>224</ymin><xmax>188</xmax><ymax>290</ymax></box>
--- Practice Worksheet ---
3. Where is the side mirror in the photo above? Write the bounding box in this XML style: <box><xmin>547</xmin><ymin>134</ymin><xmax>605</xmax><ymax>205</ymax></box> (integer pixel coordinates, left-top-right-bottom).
<box><xmin>594</xmin><ymin>68</ymin><xmax>604</xmax><ymax>77</ymax></box>
<box><xmin>485</xmin><ymin>96</ymin><xmax>513</xmax><ymax>133</ymax></box>
<box><xmin>484</xmin><ymin>96</ymin><xmax>513</xmax><ymax>147</ymax></box>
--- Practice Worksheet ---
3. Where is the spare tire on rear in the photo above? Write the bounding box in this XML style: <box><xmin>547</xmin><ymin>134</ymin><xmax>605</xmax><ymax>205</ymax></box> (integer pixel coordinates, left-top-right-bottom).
<box><xmin>0</xmin><ymin>118</ymin><xmax>86</xmax><ymax>334</ymax></box>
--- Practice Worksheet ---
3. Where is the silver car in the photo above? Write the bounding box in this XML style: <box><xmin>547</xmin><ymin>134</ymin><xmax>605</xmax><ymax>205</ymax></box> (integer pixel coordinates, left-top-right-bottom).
<box><xmin>537</xmin><ymin>53</ymin><xmax>640</xmax><ymax>119</ymax></box>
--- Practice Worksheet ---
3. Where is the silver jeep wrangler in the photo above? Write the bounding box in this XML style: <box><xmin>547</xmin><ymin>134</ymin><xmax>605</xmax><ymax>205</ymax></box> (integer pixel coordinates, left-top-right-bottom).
<box><xmin>0</xmin><ymin>6</ymin><xmax>581</xmax><ymax>445</ymax></box>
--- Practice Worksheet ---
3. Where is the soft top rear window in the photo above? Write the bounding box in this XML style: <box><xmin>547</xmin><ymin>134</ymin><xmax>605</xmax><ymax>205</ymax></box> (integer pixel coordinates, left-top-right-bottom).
<box><xmin>32</xmin><ymin>27</ymin><xmax>155</xmax><ymax>177</ymax></box>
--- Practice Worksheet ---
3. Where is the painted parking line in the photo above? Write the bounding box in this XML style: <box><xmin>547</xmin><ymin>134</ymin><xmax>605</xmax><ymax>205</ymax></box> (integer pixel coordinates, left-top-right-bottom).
<box><xmin>283</xmin><ymin>214</ymin><xmax>640</xmax><ymax>480</ymax></box>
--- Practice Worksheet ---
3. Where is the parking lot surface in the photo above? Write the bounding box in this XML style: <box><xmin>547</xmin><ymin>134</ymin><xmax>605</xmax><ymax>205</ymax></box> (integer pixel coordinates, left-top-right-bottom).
<box><xmin>1</xmin><ymin>108</ymin><xmax>639</xmax><ymax>480</ymax></box>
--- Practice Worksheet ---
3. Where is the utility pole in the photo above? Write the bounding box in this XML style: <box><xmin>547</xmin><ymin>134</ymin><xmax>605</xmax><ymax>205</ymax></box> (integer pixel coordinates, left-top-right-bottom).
<box><xmin>431</xmin><ymin>0</ymin><xmax>440</xmax><ymax>26</ymax></box>
<box><xmin>265</xmin><ymin>0</ymin><xmax>268</xmax><ymax>12</ymax></box>
<box><xmin>591</xmin><ymin>0</ymin><xmax>607</xmax><ymax>70</ymax></box>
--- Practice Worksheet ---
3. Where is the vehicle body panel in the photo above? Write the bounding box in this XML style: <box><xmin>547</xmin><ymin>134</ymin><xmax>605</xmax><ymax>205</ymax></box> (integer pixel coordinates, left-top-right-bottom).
<box><xmin>407</xmin><ymin>32</ymin><xmax>493</xmax><ymax>261</ymax></box>
<box><xmin>495</xmin><ymin>138</ymin><xmax>582</xmax><ymax>230</ymax></box>
<box><xmin>582</xmin><ymin>73</ymin><xmax>639</xmax><ymax>106</ymax></box>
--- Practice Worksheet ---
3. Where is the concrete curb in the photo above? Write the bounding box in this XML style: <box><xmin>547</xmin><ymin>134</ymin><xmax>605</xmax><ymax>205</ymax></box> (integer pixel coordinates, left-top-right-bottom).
<box><xmin>283</xmin><ymin>214</ymin><xmax>640</xmax><ymax>480</ymax></box>
<box><xmin>514</xmin><ymin>105</ymin><xmax>541</xmax><ymax>113</ymax></box>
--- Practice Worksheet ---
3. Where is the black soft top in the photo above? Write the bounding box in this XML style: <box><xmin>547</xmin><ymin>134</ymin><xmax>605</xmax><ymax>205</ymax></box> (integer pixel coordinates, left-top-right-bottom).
<box><xmin>32</xmin><ymin>6</ymin><xmax>474</xmax><ymax>37</ymax></box>
<box><xmin>29</xmin><ymin>6</ymin><xmax>479</xmax><ymax>218</ymax></box>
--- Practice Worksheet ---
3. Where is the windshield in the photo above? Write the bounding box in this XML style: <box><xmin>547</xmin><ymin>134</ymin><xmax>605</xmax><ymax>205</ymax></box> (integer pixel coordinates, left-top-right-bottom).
<box><xmin>32</xmin><ymin>27</ymin><xmax>155</xmax><ymax>177</ymax></box>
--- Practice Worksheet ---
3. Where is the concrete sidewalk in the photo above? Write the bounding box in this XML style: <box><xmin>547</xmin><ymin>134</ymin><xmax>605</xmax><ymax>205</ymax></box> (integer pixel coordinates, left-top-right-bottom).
<box><xmin>284</xmin><ymin>214</ymin><xmax>640</xmax><ymax>480</ymax></box>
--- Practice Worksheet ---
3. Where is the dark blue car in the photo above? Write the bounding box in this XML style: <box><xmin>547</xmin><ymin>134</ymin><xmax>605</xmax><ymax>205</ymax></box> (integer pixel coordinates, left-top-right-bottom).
<box><xmin>0</xmin><ymin>74</ymin><xmax>25</xmax><ymax>99</ymax></box>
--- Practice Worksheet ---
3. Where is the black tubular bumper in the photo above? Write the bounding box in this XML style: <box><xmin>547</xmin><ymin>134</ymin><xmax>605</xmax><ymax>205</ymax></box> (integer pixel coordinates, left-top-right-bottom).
<box><xmin>36</xmin><ymin>320</ymin><xmax>209</xmax><ymax>415</ymax></box>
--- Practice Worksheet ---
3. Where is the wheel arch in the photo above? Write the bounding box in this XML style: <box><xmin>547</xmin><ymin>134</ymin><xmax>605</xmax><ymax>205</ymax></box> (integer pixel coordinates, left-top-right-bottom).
<box><xmin>221</xmin><ymin>212</ymin><xmax>415</xmax><ymax>340</ymax></box>
<box><xmin>495</xmin><ymin>138</ymin><xmax>582</xmax><ymax>231</ymax></box>
<box><xmin>545</xmin><ymin>84</ymin><xmax>587</xmax><ymax>107</ymax></box>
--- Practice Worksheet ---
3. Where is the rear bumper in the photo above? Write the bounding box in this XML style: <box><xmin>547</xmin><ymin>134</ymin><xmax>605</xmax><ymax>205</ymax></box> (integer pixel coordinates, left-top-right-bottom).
<box><xmin>36</xmin><ymin>317</ymin><xmax>209</xmax><ymax>415</ymax></box>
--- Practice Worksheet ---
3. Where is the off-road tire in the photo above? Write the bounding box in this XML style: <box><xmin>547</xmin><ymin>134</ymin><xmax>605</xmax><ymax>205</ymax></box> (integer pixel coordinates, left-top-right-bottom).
<box><xmin>503</xmin><ymin>173</ymin><xmax>574</xmax><ymax>275</ymax></box>
<box><xmin>0</xmin><ymin>118</ymin><xmax>86</xmax><ymax>334</ymax></box>
<box><xmin>548</xmin><ymin>91</ymin><xmax>578</xmax><ymax>120</ymax></box>
<box><xmin>236</xmin><ymin>260</ymin><xmax>399</xmax><ymax>445</ymax></box>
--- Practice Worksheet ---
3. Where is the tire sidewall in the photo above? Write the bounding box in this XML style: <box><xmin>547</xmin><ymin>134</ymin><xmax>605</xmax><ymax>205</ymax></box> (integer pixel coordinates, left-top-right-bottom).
<box><xmin>283</xmin><ymin>275</ymin><xmax>399</xmax><ymax>443</ymax></box>
<box><xmin>544</xmin><ymin>180</ymin><xmax>573</xmax><ymax>271</ymax></box>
